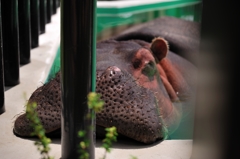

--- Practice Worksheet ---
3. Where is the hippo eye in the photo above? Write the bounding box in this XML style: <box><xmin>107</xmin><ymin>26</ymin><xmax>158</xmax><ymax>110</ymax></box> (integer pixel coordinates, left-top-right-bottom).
<box><xmin>133</xmin><ymin>59</ymin><xmax>142</xmax><ymax>69</ymax></box>
<box><xmin>142</xmin><ymin>61</ymin><xmax>157</xmax><ymax>77</ymax></box>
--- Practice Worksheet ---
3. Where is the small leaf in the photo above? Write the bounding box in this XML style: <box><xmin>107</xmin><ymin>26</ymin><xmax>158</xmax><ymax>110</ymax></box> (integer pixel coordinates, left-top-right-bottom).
<box><xmin>80</xmin><ymin>141</ymin><xmax>86</xmax><ymax>149</ymax></box>
<box><xmin>78</xmin><ymin>131</ymin><xmax>86</xmax><ymax>137</ymax></box>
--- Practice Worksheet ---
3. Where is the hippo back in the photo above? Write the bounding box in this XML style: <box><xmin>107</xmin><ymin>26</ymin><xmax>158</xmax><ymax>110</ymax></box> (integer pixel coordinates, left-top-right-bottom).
<box><xmin>113</xmin><ymin>16</ymin><xmax>200</xmax><ymax>65</ymax></box>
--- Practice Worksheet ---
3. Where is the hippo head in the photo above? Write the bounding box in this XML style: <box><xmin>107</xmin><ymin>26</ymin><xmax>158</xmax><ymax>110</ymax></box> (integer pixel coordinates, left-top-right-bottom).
<box><xmin>13</xmin><ymin>37</ymin><xmax>188</xmax><ymax>144</ymax></box>
<box><xmin>95</xmin><ymin>37</ymin><xmax>184</xmax><ymax>143</ymax></box>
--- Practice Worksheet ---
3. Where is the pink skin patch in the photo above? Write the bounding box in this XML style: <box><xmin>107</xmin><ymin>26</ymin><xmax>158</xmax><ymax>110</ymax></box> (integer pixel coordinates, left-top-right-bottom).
<box><xmin>159</xmin><ymin>58</ymin><xmax>190</xmax><ymax>100</ymax></box>
<box><xmin>157</xmin><ymin>64</ymin><xmax>179</xmax><ymax>102</ymax></box>
<box><xmin>131</xmin><ymin>48</ymin><xmax>175</xmax><ymax>119</ymax></box>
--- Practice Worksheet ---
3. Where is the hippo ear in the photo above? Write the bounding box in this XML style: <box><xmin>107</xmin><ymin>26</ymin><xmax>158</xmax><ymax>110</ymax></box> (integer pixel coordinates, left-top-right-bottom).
<box><xmin>150</xmin><ymin>37</ymin><xmax>169</xmax><ymax>62</ymax></box>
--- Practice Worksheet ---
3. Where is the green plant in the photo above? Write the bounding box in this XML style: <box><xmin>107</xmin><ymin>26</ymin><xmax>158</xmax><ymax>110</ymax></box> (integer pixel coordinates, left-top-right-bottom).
<box><xmin>25</xmin><ymin>92</ymin><xmax>137</xmax><ymax>159</ymax></box>
<box><xmin>79</xmin><ymin>92</ymin><xmax>119</xmax><ymax>159</ymax></box>
<box><xmin>78</xmin><ymin>130</ymin><xmax>90</xmax><ymax>159</ymax></box>
<box><xmin>130</xmin><ymin>156</ymin><xmax>138</xmax><ymax>159</ymax></box>
<box><xmin>25</xmin><ymin>93</ymin><xmax>53</xmax><ymax>159</ymax></box>
<box><xmin>101</xmin><ymin>126</ymin><xmax>118</xmax><ymax>159</ymax></box>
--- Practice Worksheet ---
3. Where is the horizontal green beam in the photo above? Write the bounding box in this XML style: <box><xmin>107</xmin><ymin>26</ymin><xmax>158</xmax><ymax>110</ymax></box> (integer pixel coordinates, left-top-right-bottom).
<box><xmin>97</xmin><ymin>0</ymin><xmax>201</xmax><ymax>16</ymax></box>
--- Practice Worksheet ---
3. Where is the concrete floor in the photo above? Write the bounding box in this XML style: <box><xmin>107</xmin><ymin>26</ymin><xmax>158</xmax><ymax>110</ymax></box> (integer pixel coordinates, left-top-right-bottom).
<box><xmin>0</xmin><ymin>8</ymin><xmax>193</xmax><ymax>159</ymax></box>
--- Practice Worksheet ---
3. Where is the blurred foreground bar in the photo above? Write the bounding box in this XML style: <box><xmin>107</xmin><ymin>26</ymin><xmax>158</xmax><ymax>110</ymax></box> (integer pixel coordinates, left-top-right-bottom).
<box><xmin>60</xmin><ymin>0</ymin><xmax>96</xmax><ymax>158</ymax></box>
<box><xmin>0</xmin><ymin>0</ymin><xmax>4</xmax><ymax>114</ymax></box>
<box><xmin>191</xmin><ymin>0</ymin><xmax>239</xmax><ymax>159</ymax></box>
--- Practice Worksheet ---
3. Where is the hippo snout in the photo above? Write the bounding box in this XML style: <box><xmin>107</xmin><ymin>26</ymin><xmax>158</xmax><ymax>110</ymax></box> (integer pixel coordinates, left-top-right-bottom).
<box><xmin>13</xmin><ymin>114</ymin><xmax>33</xmax><ymax>137</ymax></box>
<box><xmin>96</xmin><ymin>66</ymin><xmax>168</xmax><ymax>144</ymax></box>
<box><xmin>13</xmin><ymin>72</ymin><xmax>62</xmax><ymax>137</ymax></box>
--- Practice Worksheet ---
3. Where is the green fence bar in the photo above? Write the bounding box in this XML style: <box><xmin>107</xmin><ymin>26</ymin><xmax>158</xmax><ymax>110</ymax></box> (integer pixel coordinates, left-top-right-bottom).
<box><xmin>1</xmin><ymin>0</ymin><xmax>20</xmax><ymax>86</ymax></box>
<box><xmin>18</xmin><ymin>0</ymin><xmax>31</xmax><ymax>65</ymax></box>
<box><xmin>60</xmin><ymin>0</ymin><xmax>96</xmax><ymax>158</ymax></box>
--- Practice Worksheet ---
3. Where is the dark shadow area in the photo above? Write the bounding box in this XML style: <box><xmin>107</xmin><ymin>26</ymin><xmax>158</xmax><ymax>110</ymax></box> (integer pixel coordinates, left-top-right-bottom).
<box><xmin>95</xmin><ymin>135</ymin><xmax>163</xmax><ymax>149</ymax></box>
<box><xmin>12</xmin><ymin>126</ymin><xmax>163</xmax><ymax>149</ymax></box>
<box><xmin>4</xmin><ymin>86</ymin><xmax>14</xmax><ymax>92</ymax></box>
<box><xmin>12</xmin><ymin>128</ymin><xmax>62</xmax><ymax>144</ymax></box>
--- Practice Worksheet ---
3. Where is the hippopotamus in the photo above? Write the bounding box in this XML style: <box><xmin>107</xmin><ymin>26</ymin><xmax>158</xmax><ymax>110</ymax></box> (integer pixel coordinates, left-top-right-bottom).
<box><xmin>13</xmin><ymin>16</ymin><xmax>198</xmax><ymax>144</ymax></box>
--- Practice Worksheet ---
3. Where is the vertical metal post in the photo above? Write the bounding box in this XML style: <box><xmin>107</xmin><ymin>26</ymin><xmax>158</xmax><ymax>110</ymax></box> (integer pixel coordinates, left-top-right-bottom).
<box><xmin>0</xmin><ymin>0</ymin><xmax>5</xmax><ymax>114</ymax></box>
<box><xmin>57</xmin><ymin>0</ymin><xmax>60</xmax><ymax>7</ymax></box>
<box><xmin>46</xmin><ymin>0</ymin><xmax>52</xmax><ymax>23</ymax></box>
<box><xmin>55</xmin><ymin>0</ymin><xmax>59</xmax><ymax>8</ymax></box>
<box><xmin>191</xmin><ymin>0</ymin><xmax>239</xmax><ymax>159</ymax></box>
<box><xmin>39</xmin><ymin>0</ymin><xmax>47</xmax><ymax>34</ymax></box>
<box><xmin>30</xmin><ymin>0</ymin><xmax>39</xmax><ymax>48</ymax></box>
<box><xmin>1</xmin><ymin>0</ymin><xmax>20</xmax><ymax>86</ymax></box>
<box><xmin>60</xmin><ymin>0</ymin><xmax>97</xmax><ymax>158</ymax></box>
<box><xmin>52</xmin><ymin>0</ymin><xmax>57</xmax><ymax>14</ymax></box>
<box><xmin>18</xmin><ymin>0</ymin><xmax>31</xmax><ymax>65</ymax></box>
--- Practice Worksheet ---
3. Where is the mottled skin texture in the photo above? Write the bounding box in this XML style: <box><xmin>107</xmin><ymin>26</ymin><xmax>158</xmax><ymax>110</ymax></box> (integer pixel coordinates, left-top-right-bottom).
<box><xmin>13</xmin><ymin>16</ymin><xmax>198</xmax><ymax>144</ymax></box>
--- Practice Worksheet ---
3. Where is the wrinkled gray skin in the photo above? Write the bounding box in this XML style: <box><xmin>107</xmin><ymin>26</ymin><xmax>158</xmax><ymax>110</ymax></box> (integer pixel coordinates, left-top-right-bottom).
<box><xmin>13</xmin><ymin>17</ymin><xmax>198</xmax><ymax>144</ymax></box>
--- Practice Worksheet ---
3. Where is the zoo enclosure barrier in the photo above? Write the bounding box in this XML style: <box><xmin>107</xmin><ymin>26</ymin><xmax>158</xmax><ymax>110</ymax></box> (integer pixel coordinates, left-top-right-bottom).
<box><xmin>0</xmin><ymin>0</ymin><xmax>60</xmax><ymax>114</ymax></box>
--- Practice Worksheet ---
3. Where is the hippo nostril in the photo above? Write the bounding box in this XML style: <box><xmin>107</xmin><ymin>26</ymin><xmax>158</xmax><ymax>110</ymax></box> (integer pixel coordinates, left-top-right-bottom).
<box><xmin>107</xmin><ymin>66</ymin><xmax>121</xmax><ymax>72</ymax></box>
